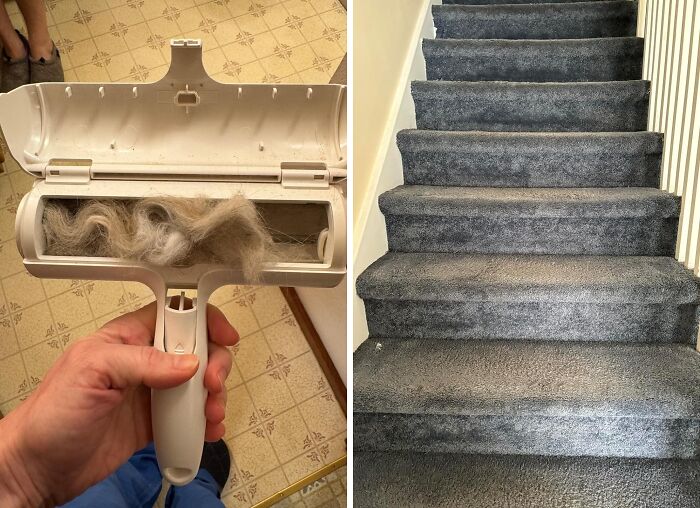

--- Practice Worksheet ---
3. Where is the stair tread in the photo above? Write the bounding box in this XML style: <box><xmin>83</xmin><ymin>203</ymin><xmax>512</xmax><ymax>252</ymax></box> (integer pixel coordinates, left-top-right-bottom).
<box><xmin>413</xmin><ymin>80</ymin><xmax>650</xmax><ymax>132</ymax></box>
<box><xmin>357</xmin><ymin>252</ymin><xmax>700</xmax><ymax>304</ymax></box>
<box><xmin>399</xmin><ymin>129</ymin><xmax>662</xmax><ymax>149</ymax></box>
<box><xmin>414</xmin><ymin>78</ymin><xmax>650</xmax><ymax>93</ymax></box>
<box><xmin>442</xmin><ymin>0</ymin><xmax>610</xmax><ymax>5</ymax></box>
<box><xmin>400</xmin><ymin>129</ymin><xmax>662</xmax><ymax>142</ymax></box>
<box><xmin>380</xmin><ymin>186</ymin><xmax>679</xmax><ymax>218</ymax></box>
<box><xmin>424</xmin><ymin>37</ymin><xmax>643</xmax><ymax>82</ymax></box>
<box><xmin>354</xmin><ymin>338</ymin><xmax>700</xmax><ymax>418</ymax></box>
<box><xmin>434</xmin><ymin>1</ymin><xmax>636</xmax><ymax>40</ymax></box>
<box><xmin>438</xmin><ymin>0</ymin><xmax>631</xmax><ymax>8</ymax></box>
<box><xmin>426</xmin><ymin>36</ymin><xmax>642</xmax><ymax>48</ymax></box>
<box><xmin>444</xmin><ymin>0</ymin><xmax>618</xmax><ymax>3</ymax></box>
<box><xmin>398</xmin><ymin>130</ymin><xmax>663</xmax><ymax>187</ymax></box>
<box><xmin>354</xmin><ymin>451</ymin><xmax>700</xmax><ymax>507</ymax></box>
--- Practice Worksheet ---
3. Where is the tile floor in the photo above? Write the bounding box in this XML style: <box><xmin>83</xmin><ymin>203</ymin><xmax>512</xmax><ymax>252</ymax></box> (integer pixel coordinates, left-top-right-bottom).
<box><xmin>4</xmin><ymin>0</ymin><xmax>346</xmax><ymax>84</ymax></box>
<box><xmin>0</xmin><ymin>0</ymin><xmax>346</xmax><ymax>506</ymax></box>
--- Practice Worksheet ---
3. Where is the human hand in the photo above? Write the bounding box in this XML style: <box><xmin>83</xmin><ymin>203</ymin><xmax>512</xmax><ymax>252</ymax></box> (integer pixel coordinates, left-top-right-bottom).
<box><xmin>0</xmin><ymin>299</ymin><xmax>238</xmax><ymax>507</ymax></box>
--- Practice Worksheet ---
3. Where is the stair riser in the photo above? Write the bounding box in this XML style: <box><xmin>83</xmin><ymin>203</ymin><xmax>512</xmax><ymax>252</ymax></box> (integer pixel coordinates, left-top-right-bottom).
<box><xmin>424</xmin><ymin>40</ymin><xmax>643</xmax><ymax>82</ymax></box>
<box><xmin>413</xmin><ymin>83</ymin><xmax>650</xmax><ymax>132</ymax></box>
<box><xmin>354</xmin><ymin>413</ymin><xmax>700</xmax><ymax>459</ymax></box>
<box><xmin>400</xmin><ymin>142</ymin><xmax>661</xmax><ymax>187</ymax></box>
<box><xmin>384</xmin><ymin>216</ymin><xmax>678</xmax><ymax>256</ymax></box>
<box><xmin>434</xmin><ymin>3</ymin><xmax>637</xmax><ymax>40</ymax></box>
<box><xmin>363</xmin><ymin>300</ymin><xmax>699</xmax><ymax>343</ymax></box>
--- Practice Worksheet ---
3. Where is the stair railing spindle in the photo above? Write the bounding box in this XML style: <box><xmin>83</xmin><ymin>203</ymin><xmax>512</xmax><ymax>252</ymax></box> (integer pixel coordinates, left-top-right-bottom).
<box><xmin>661</xmin><ymin>0</ymin><xmax>682</xmax><ymax>193</ymax></box>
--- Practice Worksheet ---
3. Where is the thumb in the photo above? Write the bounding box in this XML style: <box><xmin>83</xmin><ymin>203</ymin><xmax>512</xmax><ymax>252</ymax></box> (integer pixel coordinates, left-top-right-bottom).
<box><xmin>99</xmin><ymin>343</ymin><xmax>199</xmax><ymax>390</ymax></box>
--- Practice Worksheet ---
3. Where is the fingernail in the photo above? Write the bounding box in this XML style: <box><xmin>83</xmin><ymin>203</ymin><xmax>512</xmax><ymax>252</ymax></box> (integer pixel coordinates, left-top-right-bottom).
<box><xmin>174</xmin><ymin>354</ymin><xmax>198</xmax><ymax>370</ymax></box>
<box><xmin>217</xmin><ymin>369</ymin><xmax>226</xmax><ymax>391</ymax></box>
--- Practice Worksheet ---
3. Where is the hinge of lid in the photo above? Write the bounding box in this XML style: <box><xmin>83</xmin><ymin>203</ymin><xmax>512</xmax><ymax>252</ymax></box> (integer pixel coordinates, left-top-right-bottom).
<box><xmin>45</xmin><ymin>159</ymin><xmax>91</xmax><ymax>184</ymax></box>
<box><xmin>280</xmin><ymin>162</ymin><xmax>329</xmax><ymax>189</ymax></box>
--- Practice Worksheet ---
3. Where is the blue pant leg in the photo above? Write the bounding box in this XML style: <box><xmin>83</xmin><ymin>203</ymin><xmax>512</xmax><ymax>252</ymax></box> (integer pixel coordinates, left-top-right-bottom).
<box><xmin>60</xmin><ymin>443</ymin><xmax>163</xmax><ymax>508</ymax></box>
<box><xmin>165</xmin><ymin>469</ymin><xmax>224</xmax><ymax>508</ymax></box>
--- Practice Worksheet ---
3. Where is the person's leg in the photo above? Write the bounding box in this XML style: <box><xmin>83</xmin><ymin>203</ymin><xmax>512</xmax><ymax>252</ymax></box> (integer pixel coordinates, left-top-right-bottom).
<box><xmin>0</xmin><ymin>2</ymin><xmax>26</xmax><ymax>59</ymax></box>
<box><xmin>60</xmin><ymin>443</ymin><xmax>163</xmax><ymax>508</ymax></box>
<box><xmin>15</xmin><ymin>0</ymin><xmax>63</xmax><ymax>84</ymax></box>
<box><xmin>165</xmin><ymin>469</ymin><xmax>224</xmax><ymax>508</ymax></box>
<box><xmin>0</xmin><ymin>2</ymin><xmax>30</xmax><ymax>92</ymax></box>
<box><xmin>165</xmin><ymin>440</ymin><xmax>230</xmax><ymax>508</ymax></box>
<box><xmin>15</xmin><ymin>0</ymin><xmax>51</xmax><ymax>60</ymax></box>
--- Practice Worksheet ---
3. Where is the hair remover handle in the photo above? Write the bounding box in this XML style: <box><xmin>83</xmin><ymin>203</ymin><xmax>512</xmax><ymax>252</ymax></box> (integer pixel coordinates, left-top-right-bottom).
<box><xmin>152</xmin><ymin>294</ymin><xmax>208</xmax><ymax>486</ymax></box>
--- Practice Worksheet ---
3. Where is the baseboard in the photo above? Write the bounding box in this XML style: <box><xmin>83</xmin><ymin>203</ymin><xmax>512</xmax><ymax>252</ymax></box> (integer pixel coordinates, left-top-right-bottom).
<box><xmin>280</xmin><ymin>287</ymin><xmax>347</xmax><ymax>416</ymax></box>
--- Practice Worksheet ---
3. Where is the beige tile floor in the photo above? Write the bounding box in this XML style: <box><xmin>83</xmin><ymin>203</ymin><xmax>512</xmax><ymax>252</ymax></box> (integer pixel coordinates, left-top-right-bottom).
<box><xmin>0</xmin><ymin>0</ymin><xmax>346</xmax><ymax>506</ymax></box>
<box><xmin>4</xmin><ymin>0</ymin><xmax>346</xmax><ymax>84</ymax></box>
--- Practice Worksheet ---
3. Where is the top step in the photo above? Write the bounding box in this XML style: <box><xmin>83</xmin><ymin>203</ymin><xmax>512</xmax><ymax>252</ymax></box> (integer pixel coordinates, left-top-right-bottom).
<box><xmin>434</xmin><ymin>1</ymin><xmax>637</xmax><ymax>40</ymax></box>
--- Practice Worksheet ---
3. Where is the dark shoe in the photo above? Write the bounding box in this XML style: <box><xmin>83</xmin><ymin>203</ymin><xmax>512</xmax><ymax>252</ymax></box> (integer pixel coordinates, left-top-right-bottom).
<box><xmin>201</xmin><ymin>439</ymin><xmax>231</xmax><ymax>493</ymax></box>
<box><xmin>1</xmin><ymin>30</ymin><xmax>30</xmax><ymax>93</ymax></box>
<box><xmin>29</xmin><ymin>41</ymin><xmax>64</xmax><ymax>85</ymax></box>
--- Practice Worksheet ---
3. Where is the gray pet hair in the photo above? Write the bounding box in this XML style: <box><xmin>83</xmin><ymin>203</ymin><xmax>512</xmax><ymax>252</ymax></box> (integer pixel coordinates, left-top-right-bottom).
<box><xmin>42</xmin><ymin>196</ymin><xmax>278</xmax><ymax>279</ymax></box>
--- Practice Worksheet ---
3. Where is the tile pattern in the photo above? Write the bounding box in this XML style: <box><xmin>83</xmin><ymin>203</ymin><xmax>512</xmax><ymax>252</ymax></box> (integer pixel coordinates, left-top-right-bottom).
<box><xmin>0</xmin><ymin>1</ymin><xmax>346</xmax><ymax>506</ymax></box>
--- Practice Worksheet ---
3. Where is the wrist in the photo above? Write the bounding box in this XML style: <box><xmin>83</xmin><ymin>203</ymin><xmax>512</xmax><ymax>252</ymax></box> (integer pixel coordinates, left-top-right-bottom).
<box><xmin>0</xmin><ymin>410</ymin><xmax>49</xmax><ymax>507</ymax></box>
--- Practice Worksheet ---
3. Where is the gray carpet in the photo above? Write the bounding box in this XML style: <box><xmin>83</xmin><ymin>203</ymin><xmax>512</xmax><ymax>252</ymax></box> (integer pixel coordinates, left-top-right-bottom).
<box><xmin>358</xmin><ymin>253</ymin><xmax>700</xmax><ymax>342</ymax></box>
<box><xmin>413</xmin><ymin>80</ymin><xmax>650</xmax><ymax>132</ymax></box>
<box><xmin>355</xmin><ymin>0</ymin><xmax>700</xmax><ymax>504</ymax></box>
<box><xmin>434</xmin><ymin>1</ymin><xmax>637</xmax><ymax>40</ymax></box>
<box><xmin>424</xmin><ymin>37</ymin><xmax>644</xmax><ymax>82</ymax></box>
<box><xmin>380</xmin><ymin>186</ymin><xmax>679</xmax><ymax>255</ymax></box>
<box><xmin>444</xmin><ymin>0</ymin><xmax>619</xmax><ymax>3</ymax></box>
<box><xmin>398</xmin><ymin>130</ymin><xmax>662</xmax><ymax>187</ymax></box>
<box><xmin>355</xmin><ymin>452</ymin><xmax>700</xmax><ymax>507</ymax></box>
<box><xmin>355</xmin><ymin>339</ymin><xmax>700</xmax><ymax>457</ymax></box>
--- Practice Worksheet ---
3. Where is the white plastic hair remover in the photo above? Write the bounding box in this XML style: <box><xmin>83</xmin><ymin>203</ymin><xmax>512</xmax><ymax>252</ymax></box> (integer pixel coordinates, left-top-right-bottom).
<box><xmin>0</xmin><ymin>39</ymin><xmax>346</xmax><ymax>486</ymax></box>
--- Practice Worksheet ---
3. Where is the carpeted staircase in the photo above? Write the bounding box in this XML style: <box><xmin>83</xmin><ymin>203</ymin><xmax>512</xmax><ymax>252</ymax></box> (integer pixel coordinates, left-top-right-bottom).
<box><xmin>354</xmin><ymin>0</ymin><xmax>700</xmax><ymax>505</ymax></box>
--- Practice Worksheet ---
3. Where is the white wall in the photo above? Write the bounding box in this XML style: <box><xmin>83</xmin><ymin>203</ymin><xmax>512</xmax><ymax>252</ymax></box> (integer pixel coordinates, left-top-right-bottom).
<box><xmin>353</xmin><ymin>0</ymin><xmax>435</xmax><ymax>232</ymax></box>
<box><xmin>353</xmin><ymin>1</ymin><xmax>438</xmax><ymax>349</ymax></box>
<box><xmin>296</xmin><ymin>280</ymin><xmax>347</xmax><ymax>384</ymax></box>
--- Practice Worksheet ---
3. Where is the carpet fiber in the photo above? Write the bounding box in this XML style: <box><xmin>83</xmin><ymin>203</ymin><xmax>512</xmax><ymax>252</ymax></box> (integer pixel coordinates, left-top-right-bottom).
<box><xmin>434</xmin><ymin>1</ymin><xmax>637</xmax><ymax>40</ymax></box>
<box><xmin>398</xmin><ymin>130</ymin><xmax>663</xmax><ymax>187</ymax></box>
<box><xmin>355</xmin><ymin>452</ymin><xmax>700</xmax><ymax>507</ymax></box>
<box><xmin>355</xmin><ymin>0</ymin><xmax>700</xmax><ymax>505</ymax></box>
<box><xmin>424</xmin><ymin>37</ymin><xmax>644</xmax><ymax>82</ymax></box>
<box><xmin>412</xmin><ymin>80</ymin><xmax>650</xmax><ymax>132</ymax></box>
